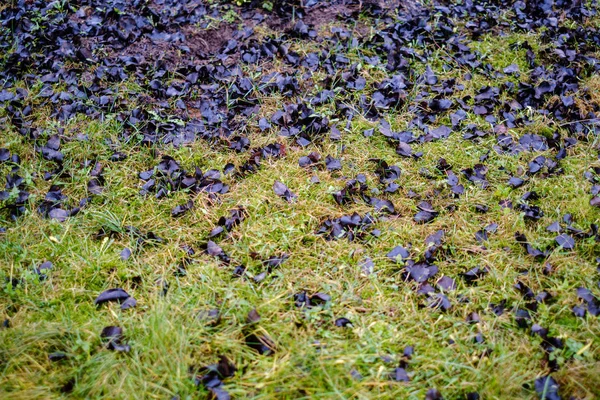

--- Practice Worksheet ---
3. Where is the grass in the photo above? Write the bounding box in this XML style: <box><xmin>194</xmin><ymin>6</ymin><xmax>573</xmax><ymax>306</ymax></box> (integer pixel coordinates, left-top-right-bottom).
<box><xmin>1</xmin><ymin>2</ymin><xmax>600</xmax><ymax>400</ymax></box>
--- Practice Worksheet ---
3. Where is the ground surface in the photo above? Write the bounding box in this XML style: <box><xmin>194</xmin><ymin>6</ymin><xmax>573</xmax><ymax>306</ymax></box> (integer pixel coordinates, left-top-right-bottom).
<box><xmin>1</xmin><ymin>0</ymin><xmax>600</xmax><ymax>399</ymax></box>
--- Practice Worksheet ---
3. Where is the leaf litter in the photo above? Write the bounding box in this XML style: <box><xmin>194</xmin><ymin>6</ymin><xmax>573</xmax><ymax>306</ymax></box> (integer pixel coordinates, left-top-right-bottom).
<box><xmin>1</xmin><ymin>0</ymin><xmax>600</xmax><ymax>397</ymax></box>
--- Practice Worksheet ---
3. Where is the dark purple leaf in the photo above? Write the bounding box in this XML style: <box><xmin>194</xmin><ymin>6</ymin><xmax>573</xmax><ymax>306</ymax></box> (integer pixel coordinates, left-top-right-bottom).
<box><xmin>534</xmin><ymin>375</ymin><xmax>560</xmax><ymax>400</ymax></box>
<box><xmin>406</xmin><ymin>262</ymin><xmax>438</xmax><ymax>283</ymax></box>
<box><xmin>546</xmin><ymin>222</ymin><xmax>561</xmax><ymax>233</ymax></box>
<box><xmin>247</xmin><ymin>309</ymin><xmax>261</xmax><ymax>324</ymax></box>
<box><xmin>49</xmin><ymin>208</ymin><xmax>70</xmax><ymax>222</ymax></box>
<box><xmin>555</xmin><ymin>234</ymin><xmax>574</xmax><ymax>250</ymax></box>
<box><xmin>387</xmin><ymin>246</ymin><xmax>410</xmax><ymax>262</ymax></box>
<box><xmin>503</xmin><ymin>64</ymin><xmax>520</xmax><ymax>74</ymax></box>
<box><xmin>120</xmin><ymin>297</ymin><xmax>137</xmax><ymax>310</ymax></box>
<box><xmin>95</xmin><ymin>288</ymin><xmax>130</xmax><ymax>305</ymax></box>
<box><xmin>101</xmin><ymin>326</ymin><xmax>130</xmax><ymax>352</ymax></box>
<box><xmin>396</xmin><ymin>142</ymin><xmax>412</xmax><ymax>157</ymax></box>
<box><xmin>334</xmin><ymin>317</ymin><xmax>352</xmax><ymax>327</ymax></box>
<box><xmin>390</xmin><ymin>367</ymin><xmax>410</xmax><ymax>382</ymax></box>
<box><xmin>428</xmin><ymin>293</ymin><xmax>452</xmax><ymax>311</ymax></box>
<box><xmin>273</xmin><ymin>181</ymin><xmax>297</xmax><ymax>202</ymax></box>
<box><xmin>171</xmin><ymin>200</ymin><xmax>194</xmax><ymax>217</ymax></box>
<box><xmin>425</xmin><ymin>388</ymin><xmax>443</xmax><ymax>400</ymax></box>
<box><xmin>360</xmin><ymin>257</ymin><xmax>374</xmax><ymax>275</ymax></box>
<box><xmin>461</xmin><ymin>266</ymin><xmax>488</xmax><ymax>284</ymax></box>
<box><xmin>48</xmin><ymin>352</ymin><xmax>67</xmax><ymax>362</ymax></box>
<box><xmin>508</xmin><ymin>176</ymin><xmax>525</xmax><ymax>188</ymax></box>
<box><xmin>325</xmin><ymin>156</ymin><xmax>342</xmax><ymax>171</ymax></box>
<box><xmin>436</xmin><ymin>276</ymin><xmax>456</xmax><ymax>291</ymax></box>
<box><xmin>245</xmin><ymin>333</ymin><xmax>275</xmax><ymax>355</ymax></box>
<box><xmin>120</xmin><ymin>248</ymin><xmax>132</xmax><ymax>261</ymax></box>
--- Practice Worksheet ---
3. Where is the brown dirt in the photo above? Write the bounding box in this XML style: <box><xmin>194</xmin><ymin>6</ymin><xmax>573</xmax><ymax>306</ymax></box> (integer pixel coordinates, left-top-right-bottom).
<box><xmin>266</xmin><ymin>0</ymin><xmax>408</xmax><ymax>37</ymax></box>
<box><xmin>305</xmin><ymin>2</ymin><xmax>357</xmax><ymax>28</ymax></box>
<box><xmin>265</xmin><ymin>2</ymin><xmax>357</xmax><ymax>31</ymax></box>
<box><xmin>182</xmin><ymin>23</ymin><xmax>237</xmax><ymax>57</ymax></box>
<box><xmin>77</xmin><ymin>0</ymin><xmax>410</xmax><ymax>68</ymax></box>
<box><xmin>79</xmin><ymin>22</ymin><xmax>239</xmax><ymax>69</ymax></box>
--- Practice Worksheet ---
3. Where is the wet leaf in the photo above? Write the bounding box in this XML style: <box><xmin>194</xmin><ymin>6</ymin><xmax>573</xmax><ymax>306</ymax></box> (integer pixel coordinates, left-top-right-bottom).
<box><xmin>334</xmin><ymin>317</ymin><xmax>352</xmax><ymax>327</ymax></box>
<box><xmin>555</xmin><ymin>234</ymin><xmax>574</xmax><ymax>250</ymax></box>
<box><xmin>95</xmin><ymin>288</ymin><xmax>131</xmax><ymax>306</ymax></box>
<box><xmin>246</xmin><ymin>309</ymin><xmax>261</xmax><ymax>324</ymax></box>
<box><xmin>534</xmin><ymin>375</ymin><xmax>560</xmax><ymax>400</ymax></box>
<box><xmin>101</xmin><ymin>326</ymin><xmax>130</xmax><ymax>352</ymax></box>
<box><xmin>273</xmin><ymin>181</ymin><xmax>297</xmax><ymax>202</ymax></box>
<box><xmin>120</xmin><ymin>248</ymin><xmax>132</xmax><ymax>261</ymax></box>
<box><xmin>171</xmin><ymin>200</ymin><xmax>194</xmax><ymax>217</ymax></box>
